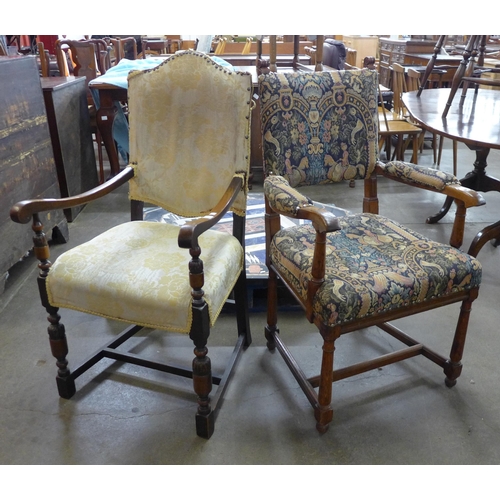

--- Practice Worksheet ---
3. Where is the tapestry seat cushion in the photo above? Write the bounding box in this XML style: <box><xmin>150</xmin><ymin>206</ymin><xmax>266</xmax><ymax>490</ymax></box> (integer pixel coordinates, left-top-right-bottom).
<box><xmin>46</xmin><ymin>221</ymin><xmax>243</xmax><ymax>333</ymax></box>
<box><xmin>270</xmin><ymin>214</ymin><xmax>482</xmax><ymax>327</ymax></box>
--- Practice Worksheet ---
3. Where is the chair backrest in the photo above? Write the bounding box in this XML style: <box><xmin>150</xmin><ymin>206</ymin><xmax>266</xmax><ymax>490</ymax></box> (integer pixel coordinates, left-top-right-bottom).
<box><xmin>323</xmin><ymin>38</ymin><xmax>346</xmax><ymax>70</ymax></box>
<box><xmin>346</xmin><ymin>48</ymin><xmax>357</xmax><ymax>68</ymax></box>
<box><xmin>214</xmin><ymin>37</ymin><xmax>226</xmax><ymax>55</ymax></box>
<box><xmin>37</xmin><ymin>41</ymin><xmax>50</xmax><ymax>77</ymax></box>
<box><xmin>165</xmin><ymin>35</ymin><xmax>182</xmax><ymax>52</ymax></box>
<box><xmin>127</xmin><ymin>51</ymin><xmax>253</xmax><ymax>217</ymax></box>
<box><xmin>55</xmin><ymin>39</ymin><xmax>71</xmax><ymax>76</ymax></box>
<box><xmin>55</xmin><ymin>39</ymin><xmax>98</xmax><ymax>85</ymax></box>
<box><xmin>241</xmin><ymin>37</ymin><xmax>253</xmax><ymax>54</ymax></box>
<box><xmin>110</xmin><ymin>37</ymin><xmax>137</xmax><ymax>63</ymax></box>
<box><xmin>406</xmin><ymin>67</ymin><xmax>422</xmax><ymax>92</ymax></box>
<box><xmin>120</xmin><ymin>37</ymin><xmax>138</xmax><ymax>60</ymax></box>
<box><xmin>259</xmin><ymin>69</ymin><xmax>378</xmax><ymax>187</ymax></box>
<box><xmin>89</xmin><ymin>38</ymin><xmax>111</xmax><ymax>74</ymax></box>
<box><xmin>391</xmin><ymin>62</ymin><xmax>408</xmax><ymax>117</ymax></box>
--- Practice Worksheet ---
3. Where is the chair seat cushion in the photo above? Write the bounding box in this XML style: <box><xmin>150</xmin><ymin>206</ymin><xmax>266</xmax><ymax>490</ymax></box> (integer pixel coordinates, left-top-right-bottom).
<box><xmin>47</xmin><ymin>221</ymin><xmax>243</xmax><ymax>333</ymax></box>
<box><xmin>270</xmin><ymin>213</ymin><xmax>482</xmax><ymax>326</ymax></box>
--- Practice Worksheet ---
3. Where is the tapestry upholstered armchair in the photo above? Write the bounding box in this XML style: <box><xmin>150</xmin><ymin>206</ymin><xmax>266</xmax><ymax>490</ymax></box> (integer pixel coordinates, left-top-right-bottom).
<box><xmin>258</xmin><ymin>68</ymin><xmax>483</xmax><ymax>433</ymax></box>
<box><xmin>10</xmin><ymin>52</ymin><xmax>253</xmax><ymax>439</ymax></box>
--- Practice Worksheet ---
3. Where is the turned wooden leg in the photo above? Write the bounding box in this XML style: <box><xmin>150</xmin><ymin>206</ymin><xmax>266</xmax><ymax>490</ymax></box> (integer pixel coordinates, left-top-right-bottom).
<box><xmin>32</xmin><ymin>214</ymin><xmax>75</xmax><ymax>399</ymax></box>
<box><xmin>193</xmin><ymin>343</ymin><xmax>214</xmax><ymax>439</ymax></box>
<box><xmin>264</xmin><ymin>268</ymin><xmax>279</xmax><ymax>351</ymax></box>
<box><xmin>188</xmin><ymin>246</ymin><xmax>214</xmax><ymax>438</ymax></box>
<box><xmin>363</xmin><ymin>175</ymin><xmax>379</xmax><ymax>214</ymax></box>
<box><xmin>444</xmin><ymin>291</ymin><xmax>478</xmax><ymax>387</ymax></box>
<box><xmin>190</xmin><ymin>301</ymin><xmax>214</xmax><ymax>438</ymax></box>
<box><xmin>46</xmin><ymin>305</ymin><xmax>76</xmax><ymax>399</ymax></box>
<box><xmin>315</xmin><ymin>329</ymin><xmax>336</xmax><ymax>433</ymax></box>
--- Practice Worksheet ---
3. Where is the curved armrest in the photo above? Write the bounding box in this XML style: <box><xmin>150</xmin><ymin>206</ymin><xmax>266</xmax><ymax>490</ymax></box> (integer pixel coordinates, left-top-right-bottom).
<box><xmin>264</xmin><ymin>175</ymin><xmax>341</xmax><ymax>233</ymax></box>
<box><xmin>10</xmin><ymin>167</ymin><xmax>135</xmax><ymax>224</ymax></box>
<box><xmin>178</xmin><ymin>175</ymin><xmax>244</xmax><ymax>249</ymax></box>
<box><xmin>376</xmin><ymin>161</ymin><xmax>485</xmax><ymax>208</ymax></box>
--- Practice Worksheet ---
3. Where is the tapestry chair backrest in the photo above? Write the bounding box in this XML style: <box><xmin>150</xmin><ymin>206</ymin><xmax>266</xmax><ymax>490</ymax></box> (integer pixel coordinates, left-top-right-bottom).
<box><xmin>127</xmin><ymin>51</ymin><xmax>252</xmax><ymax>217</ymax></box>
<box><xmin>259</xmin><ymin>69</ymin><xmax>379</xmax><ymax>188</ymax></box>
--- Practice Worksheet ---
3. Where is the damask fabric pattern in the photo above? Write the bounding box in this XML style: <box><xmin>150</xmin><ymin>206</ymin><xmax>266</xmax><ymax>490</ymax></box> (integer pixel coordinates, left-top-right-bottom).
<box><xmin>270</xmin><ymin>214</ymin><xmax>482</xmax><ymax>327</ymax></box>
<box><xmin>380</xmin><ymin>160</ymin><xmax>461</xmax><ymax>190</ymax></box>
<box><xmin>259</xmin><ymin>69</ymin><xmax>379</xmax><ymax>187</ymax></box>
<box><xmin>46</xmin><ymin>222</ymin><xmax>243</xmax><ymax>333</ymax></box>
<box><xmin>127</xmin><ymin>51</ymin><xmax>252</xmax><ymax>218</ymax></box>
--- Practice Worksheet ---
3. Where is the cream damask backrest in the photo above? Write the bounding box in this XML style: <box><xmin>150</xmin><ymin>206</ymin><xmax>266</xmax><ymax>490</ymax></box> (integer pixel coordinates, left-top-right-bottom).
<box><xmin>127</xmin><ymin>51</ymin><xmax>252</xmax><ymax>217</ymax></box>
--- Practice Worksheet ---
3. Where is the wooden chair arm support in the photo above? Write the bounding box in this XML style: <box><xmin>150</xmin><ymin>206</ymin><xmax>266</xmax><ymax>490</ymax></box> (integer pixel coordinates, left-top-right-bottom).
<box><xmin>178</xmin><ymin>176</ymin><xmax>244</xmax><ymax>249</ymax></box>
<box><xmin>295</xmin><ymin>205</ymin><xmax>342</xmax><ymax>233</ymax></box>
<box><xmin>296</xmin><ymin>207</ymin><xmax>342</xmax><ymax>319</ymax></box>
<box><xmin>264</xmin><ymin>175</ymin><xmax>341</xmax><ymax>233</ymax></box>
<box><xmin>10</xmin><ymin>167</ymin><xmax>134</xmax><ymax>224</ymax></box>
<box><xmin>441</xmin><ymin>184</ymin><xmax>486</xmax><ymax>208</ymax></box>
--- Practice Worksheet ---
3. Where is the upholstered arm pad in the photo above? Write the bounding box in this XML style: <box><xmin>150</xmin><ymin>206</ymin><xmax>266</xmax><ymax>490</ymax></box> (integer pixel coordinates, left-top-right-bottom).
<box><xmin>178</xmin><ymin>175</ymin><xmax>244</xmax><ymax>248</ymax></box>
<box><xmin>377</xmin><ymin>161</ymin><xmax>485</xmax><ymax>208</ymax></box>
<box><xmin>264</xmin><ymin>175</ymin><xmax>312</xmax><ymax>215</ymax></box>
<box><xmin>378</xmin><ymin>160</ymin><xmax>459</xmax><ymax>189</ymax></box>
<box><xmin>264</xmin><ymin>175</ymin><xmax>341</xmax><ymax>233</ymax></box>
<box><xmin>10</xmin><ymin>167</ymin><xmax>134</xmax><ymax>224</ymax></box>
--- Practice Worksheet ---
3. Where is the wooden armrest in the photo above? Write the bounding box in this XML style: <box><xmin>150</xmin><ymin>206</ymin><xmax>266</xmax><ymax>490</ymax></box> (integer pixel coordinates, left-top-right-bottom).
<box><xmin>10</xmin><ymin>166</ymin><xmax>134</xmax><ymax>224</ymax></box>
<box><xmin>441</xmin><ymin>184</ymin><xmax>486</xmax><ymax>208</ymax></box>
<box><xmin>178</xmin><ymin>176</ymin><xmax>244</xmax><ymax>249</ymax></box>
<box><xmin>296</xmin><ymin>205</ymin><xmax>341</xmax><ymax>233</ymax></box>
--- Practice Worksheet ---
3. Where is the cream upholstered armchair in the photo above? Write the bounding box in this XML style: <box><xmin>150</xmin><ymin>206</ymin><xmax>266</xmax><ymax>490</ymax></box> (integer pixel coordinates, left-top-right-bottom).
<box><xmin>259</xmin><ymin>69</ymin><xmax>483</xmax><ymax>433</ymax></box>
<box><xmin>10</xmin><ymin>52</ymin><xmax>253</xmax><ymax>439</ymax></box>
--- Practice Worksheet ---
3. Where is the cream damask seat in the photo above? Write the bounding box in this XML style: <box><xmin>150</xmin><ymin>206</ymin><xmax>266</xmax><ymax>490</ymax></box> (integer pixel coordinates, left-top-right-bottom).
<box><xmin>10</xmin><ymin>52</ymin><xmax>253</xmax><ymax>439</ymax></box>
<box><xmin>259</xmin><ymin>69</ymin><xmax>483</xmax><ymax>434</ymax></box>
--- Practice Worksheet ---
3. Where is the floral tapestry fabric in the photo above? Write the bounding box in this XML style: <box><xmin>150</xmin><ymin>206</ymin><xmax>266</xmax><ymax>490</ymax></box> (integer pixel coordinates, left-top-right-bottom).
<box><xmin>263</xmin><ymin>175</ymin><xmax>313</xmax><ymax>216</ymax></box>
<box><xmin>258</xmin><ymin>69</ymin><xmax>379</xmax><ymax>187</ymax></box>
<box><xmin>379</xmin><ymin>160</ymin><xmax>461</xmax><ymax>190</ymax></box>
<box><xmin>270</xmin><ymin>213</ymin><xmax>482</xmax><ymax>327</ymax></box>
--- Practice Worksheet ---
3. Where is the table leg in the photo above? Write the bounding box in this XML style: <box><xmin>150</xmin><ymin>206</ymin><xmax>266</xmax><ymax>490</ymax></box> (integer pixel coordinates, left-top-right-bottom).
<box><xmin>96</xmin><ymin>89</ymin><xmax>121</xmax><ymax>177</ymax></box>
<box><xmin>427</xmin><ymin>196</ymin><xmax>454</xmax><ymax>224</ymax></box>
<box><xmin>428</xmin><ymin>146</ymin><xmax>500</xmax><ymax>255</ymax></box>
<box><xmin>468</xmin><ymin>220</ymin><xmax>500</xmax><ymax>257</ymax></box>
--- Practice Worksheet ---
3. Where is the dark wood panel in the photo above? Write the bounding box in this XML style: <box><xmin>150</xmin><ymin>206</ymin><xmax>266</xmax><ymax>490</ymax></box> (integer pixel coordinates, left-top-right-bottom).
<box><xmin>0</xmin><ymin>55</ymin><xmax>67</xmax><ymax>291</ymax></box>
<box><xmin>41</xmin><ymin>76</ymin><xmax>98</xmax><ymax>221</ymax></box>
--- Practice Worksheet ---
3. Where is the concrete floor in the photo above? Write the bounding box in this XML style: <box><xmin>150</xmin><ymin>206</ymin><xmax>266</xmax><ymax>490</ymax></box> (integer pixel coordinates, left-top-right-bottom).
<box><xmin>1</xmin><ymin>139</ymin><xmax>499</xmax><ymax>465</ymax></box>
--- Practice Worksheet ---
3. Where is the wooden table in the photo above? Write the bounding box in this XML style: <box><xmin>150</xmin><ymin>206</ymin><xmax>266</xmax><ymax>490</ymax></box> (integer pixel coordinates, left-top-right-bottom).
<box><xmin>403</xmin><ymin>88</ymin><xmax>500</xmax><ymax>256</ymax></box>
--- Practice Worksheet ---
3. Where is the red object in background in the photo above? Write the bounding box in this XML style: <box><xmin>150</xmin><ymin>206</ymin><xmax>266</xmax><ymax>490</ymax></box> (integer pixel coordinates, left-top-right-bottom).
<box><xmin>37</xmin><ymin>35</ymin><xmax>58</xmax><ymax>55</ymax></box>
<box><xmin>19</xmin><ymin>35</ymin><xmax>31</xmax><ymax>48</ymax></box>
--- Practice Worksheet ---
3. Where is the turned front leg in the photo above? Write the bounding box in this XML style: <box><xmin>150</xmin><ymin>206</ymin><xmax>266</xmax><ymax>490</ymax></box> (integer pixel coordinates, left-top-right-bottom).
<box><xmin>188</xmin><ymin>246</ymin><xmax>214</xmax><ymax>438</ymax></box>
<box><xmin>46</xmin><ymin>303</ymin><xmax>75</xmax><ymax>399</ymax></box>
<box><xmin>315</xmin><ymin>329</ymin><xmax>336</xmax><ymax>434</ymax></box>
<box><xmin>444</xmin><ymin>290</ymin><xmax>478</xmax><ymax>387</ymax></box>
<box><xmin>32</xmin><ymin>214</ymin><xmax>75</xmax><ymax>399</ymax></box>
